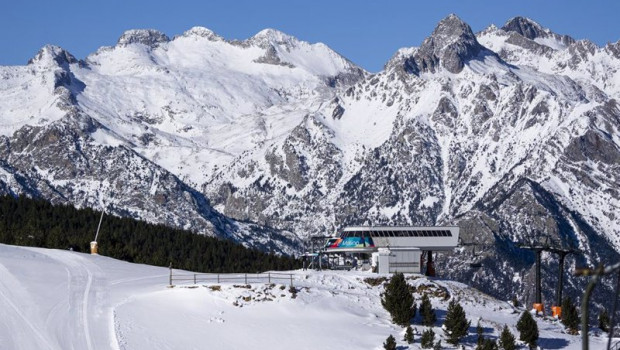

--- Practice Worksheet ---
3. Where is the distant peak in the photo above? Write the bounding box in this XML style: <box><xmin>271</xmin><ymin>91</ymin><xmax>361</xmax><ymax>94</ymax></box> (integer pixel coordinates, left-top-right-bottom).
<box><xmin>181</xmin><ymin>27</ymin><xmax>223</xmax><ymax>41</ymax></box>
<box><xmin>28</xmin><ymin>45</ymin><xmax>77</xmax><ymax>66</ymax></box>
<box><xmin>502</xmin><ymin>17</ymin><xmax>545</xmax><ymax>40</ymax></box>
<box><xmin>117</xmin><ymin>29</ymin><xmax>170</xmax><ymax>47</ymax></box>
<box><xmin>410</xmin><ymin>14</ymin><xmax>483</xmax><ymax>74</ymax></box>
<box><xmin>435</xmin><ymin>14</ymin><xmax>473</xmax><ymax>35</ymax></box>
<box><xmin>250</xmin><ymin>28</ymin><xmax>298</xmax><ymax>47</ymax></box>
<box><xmin>426</xmin><ymin>14</ymin><xmax>478</xmax><ymax>50</ymax></box>
<box><xmin>501</xmin><ymin>16</ymin><xmax>575</xmax><ymax>48</ymax></box>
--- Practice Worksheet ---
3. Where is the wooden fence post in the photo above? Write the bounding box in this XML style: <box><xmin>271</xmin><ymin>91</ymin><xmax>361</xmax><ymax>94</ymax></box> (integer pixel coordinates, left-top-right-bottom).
<box><xmin>290</xmin><ymin>274</ymin><xmax>293</xmax><ymax>287</ymax></box>
<box><xmin>169</xmin><ymin>262</ymin><xmax>172</xmax><ymax>287</ymax></box>
<box><xmin>245</xmin><ymin>274</ymin><xmax>247</xmax><ymax>284</ymax></box>
<box><xmin>268</xmin><ymin>273</ymin><xmax>271</xmax><ymax>284</ymax></box>
<box><xmin>194</xmin><ymin>274</ymin><xmax>196</xmax><ymax>285</ymax></box>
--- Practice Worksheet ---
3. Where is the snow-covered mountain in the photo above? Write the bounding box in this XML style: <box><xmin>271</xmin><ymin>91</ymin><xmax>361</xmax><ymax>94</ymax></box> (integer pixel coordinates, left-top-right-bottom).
<box><xmin>0</xmin><ymin>244</ymin><xmax>611</xmax><ymax>349</ymax></box>
<box><xmin>0</xmin><ymin>15</ymin><xmax>618</xmax><ymax>307</ymax></box>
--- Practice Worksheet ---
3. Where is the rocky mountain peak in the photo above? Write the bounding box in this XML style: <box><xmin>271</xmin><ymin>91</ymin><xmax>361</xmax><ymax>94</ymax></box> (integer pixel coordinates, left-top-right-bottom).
<box><xmin>27</xmin><ymin>45</ymin><xmax>78</xmax><ymax>67</ymax></box>
<box><xmin>410</xmin><ymin>14</ymin><xmax>484</xmax><ymax>74</ymax></box>
<box><xmin>502</xmin><ymin>16</ymin><xmax>545</xmax><ymax>40</ymax></box>
<box><xmin>502</xmin><ymin>16</ymin><xmax>575</xmax><ymax>48</ymax></box>
<box><xmin>606</xmin><ymin>40</ymin><xmax>620</xmax><ymax>59</ymax></box>
<box><xmin>427</xmin><ymin>14</ymin><xmax>477</xmax><ymax>46</ymax></box>
<box><xmin>180</xmin><ymin>26</ymin><xmax>223</xmax><ymax>41</ymax></box>
<box><xmin>249</xmin><ymin>28</ymin><xmax>298</xmax><ymax>49</ymax></box>
<box><xmin>116</xmin><ymin>29</ymin><xmax>170</xmax><ymax>48</ymax></box>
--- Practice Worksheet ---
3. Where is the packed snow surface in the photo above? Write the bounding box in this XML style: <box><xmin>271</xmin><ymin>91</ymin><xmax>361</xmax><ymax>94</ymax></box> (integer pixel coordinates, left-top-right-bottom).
<box><xmin>0</xmin><ymin>244</ymin><xmax>612</xmax><ymax>349</ymax></box>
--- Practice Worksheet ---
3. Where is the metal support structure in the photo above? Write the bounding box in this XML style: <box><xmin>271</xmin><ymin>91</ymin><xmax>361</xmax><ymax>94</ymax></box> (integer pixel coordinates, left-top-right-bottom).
<box><xmin>520</xmin><ymin>242</ymin><xmax>580</xmax><ymax>314</ymax></box>
<box><xmin>575</xmin><ymin>262</ymin><xmax>620</xmax><ymax>350</ymax></box>
<box><xmin>535</xmin><ymin>248</ymin><xmax>542</xmax><ymax>305</ymax></box>
<box><xmin>545</xmin><ymin>247</ymin><xmax>578</xmax><ymax>309</ymax></box>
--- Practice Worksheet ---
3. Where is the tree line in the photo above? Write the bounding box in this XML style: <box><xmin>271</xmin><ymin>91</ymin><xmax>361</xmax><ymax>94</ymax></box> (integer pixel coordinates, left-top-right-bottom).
<box><xmin>0</xmin><ymin>195</ymin><xmax>299</xmax><ymax>272</ymax></box>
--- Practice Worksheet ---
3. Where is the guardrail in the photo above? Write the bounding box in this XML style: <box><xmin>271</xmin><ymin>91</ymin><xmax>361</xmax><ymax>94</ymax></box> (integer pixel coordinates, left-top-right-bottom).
<box><xmin>168</xmin><ymin>264</ymin><xmax>295</xmax><ymax>287</ymax></box>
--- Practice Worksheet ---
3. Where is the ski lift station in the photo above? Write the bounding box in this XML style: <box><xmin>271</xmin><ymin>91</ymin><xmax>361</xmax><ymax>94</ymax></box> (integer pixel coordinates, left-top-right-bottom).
<box><xmin>322</xmin><ymin>226</ymin><xmax>459</xmax><ymax>275</ymax></box>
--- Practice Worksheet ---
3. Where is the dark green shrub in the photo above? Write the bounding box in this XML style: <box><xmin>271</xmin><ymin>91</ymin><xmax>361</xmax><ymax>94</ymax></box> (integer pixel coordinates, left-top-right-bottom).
<box><xmin>421</xmin><ymin>328</ymin><xmax>435</xmax><ymax>349</ymax></box>
<box><xmin>498</xmin><ymin>325</ymin><xmax>516</xmax><ymax>350</ymax></box>
<box><xmin>420</xmin><ymin>293</ymin><xmax>437</xmax><ymax>326</ymax></box>
<box><xmin>516</xmin><ymin>311</ymin><xmax>538</xmax><ymax>349</ymax></box>
<box><xmin>404</xmin><ymin>325</ymin><xmax>414</xmax><ymax>343</ymax></box>
<box><xmin>561</xmin><ymin>297</ymin><xmax>579</xmax><ymax>335</ymax></box>
<box><xmin>383</xmin><ymin>334</ymin><xmax>396</xmax><ymax>350</ymax></box>
<box><xmin>443</xmin><ymin>299</ymin><xmax>470</xmax><ymax>345</ymax></box>
<box><xmin>381</xmin><ymin>272</ymin><xmax>416</xmax><ymax>326</ymax></box>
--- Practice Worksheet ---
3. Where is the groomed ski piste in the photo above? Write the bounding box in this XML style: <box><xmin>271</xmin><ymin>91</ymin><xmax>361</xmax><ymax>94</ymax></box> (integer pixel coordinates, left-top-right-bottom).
<box><xmin>0</xmin><ymin>244</ymin><xmax>612</xmax><ymax>349</ymax></box>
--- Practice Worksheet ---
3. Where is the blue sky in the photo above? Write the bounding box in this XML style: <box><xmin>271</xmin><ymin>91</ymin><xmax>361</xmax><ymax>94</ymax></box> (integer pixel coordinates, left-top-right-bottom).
<box><xmin>2</xmin><ymin>0</ymin><xmax>620</xmax><ymax>72</ymax></box>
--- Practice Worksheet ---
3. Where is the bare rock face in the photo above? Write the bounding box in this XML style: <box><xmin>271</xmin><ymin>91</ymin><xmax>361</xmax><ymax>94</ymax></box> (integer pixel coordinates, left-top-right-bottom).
<box><xmin>606</xmin><ymin>40</ymin><xmax>620</xmax><ymax>59</ymax></box>
<box><xmin>28</xmin><ymin>45</ymin><xmax>78</xmax><ymax>66</ymax></box>
<box><xmin>502</xmin><ymin>16</ymin><xmax>575</xmax><ymax>46</ymax></box>
<box><xmin>117</xmin><ymin>29</ymin><xmax>170</xmax><ymax>47</ymax></box>
<box><xmin>410</xmin><ymin>14</ymin><xmax>484</xmax><ymax>74</ymax></box>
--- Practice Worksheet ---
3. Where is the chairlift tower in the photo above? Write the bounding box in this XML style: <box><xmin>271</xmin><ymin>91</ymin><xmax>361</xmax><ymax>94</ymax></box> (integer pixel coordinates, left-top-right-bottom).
<box><xmin>520</xmin><ymin>238</ymin><xmax>580</xmax><ymax>316</ymax></box>
<box><xmin>546</xmin><ymin>247</ymin><xmax>580</xmax><ymax>317</ymax></box>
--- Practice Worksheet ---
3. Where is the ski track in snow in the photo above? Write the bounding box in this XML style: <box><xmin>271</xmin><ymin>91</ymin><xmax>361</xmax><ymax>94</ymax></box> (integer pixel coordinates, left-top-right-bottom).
<box><xmin>82</xmin><ymin>267</ymin><xmax>94</xmax><ymax>350</ymax></box>
<box><xmin>0</xmin><ymin>264</ymin><xmax>56</xmax><ymax>350</ymax></box>
<box><xmin>0</xmin><ymin>244</ymin><xmax>613</xmax><ymax>349</ymax></box>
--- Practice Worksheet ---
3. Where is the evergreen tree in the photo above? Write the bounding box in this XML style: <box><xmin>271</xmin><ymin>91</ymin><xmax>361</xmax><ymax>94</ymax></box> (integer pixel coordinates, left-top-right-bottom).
<box><xmin>599</xmin><ymin>309</ymin><xmax>610</xmax><ymax>332</ymax></box>
<box><xmin>0</xmin><ymin>195</ymin><xmax>300</xmax><ymax>273</ymax></box>
<box><xmin>421</xmin><ymin>328</ymin><xmax>435</xmax><ymax>349</ymax></box>
<box><xmin>498</xmin><ymin>325</ymin><xmax>516</xmax><ymax>350</ymax></box>
<box><xmin>476</xmin><ymin>338</ymin><xmax>498</xmax><ymax>350</ymax></box>
<box><xmin>443</xmin><ymin>299</ymin><xmax>471</xmax><ymax>345</ymax></box>
<box><xmin>561</xmin><ymin>297</ymin><xmax>579</xmax><ymax>335</ymax></box>
<box><xmin>512</xmin><ymin>296</ymin><xmax>519</xmax><ymax>308</ymax></box>
<box><xmin>516</xmin><ymin>311</ymin><xmax>539</xmax><ymax>350</ymax></box>
<box><xmin>383</xmin><ymin>334</ymin><xmax>396</xmax><ymax>350</ymax></box>
<box><xmin>381</xmin><ymin>272</ymin><xmax>416</xmax><ymax>326</ymax></box>
<box><xmin>420</xmin><ymin>293</ymin><xmax>437</xmax><ymax>326</ymax></box>
<box><xmin>433</xmin><ymin>340</ymin><xmax>442</xmax><ymax>350</ymax></box>
<box><xmin>477</xmin><ymin>320</ymin><xmax>484</xmax><ymax>345</ymax></box>
<box><xmin>404</xmin><ymin>325</ymin><xmax>414</xmax><ymax>344</ymax></box>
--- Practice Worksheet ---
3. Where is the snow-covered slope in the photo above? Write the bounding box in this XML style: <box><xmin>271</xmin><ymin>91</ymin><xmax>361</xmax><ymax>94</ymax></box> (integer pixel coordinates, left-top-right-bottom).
<box><xmin>0</xmin><ymin>16</ymin><xmax>618</xmax><ymax>308</ymax></box>
<box><xmin>0</xmin><ymin>244</ymin><xmax>611</xmax><ymax>349</ymax></box>
<box><xmin>1</xmin><ymin>28</ymin><xmax>364</xmax><ymax>187</ymax></box>
<box><xmin>0</xmin><ymin>26</ymin><xmax>363</xmax><ymax>252</ymax></box>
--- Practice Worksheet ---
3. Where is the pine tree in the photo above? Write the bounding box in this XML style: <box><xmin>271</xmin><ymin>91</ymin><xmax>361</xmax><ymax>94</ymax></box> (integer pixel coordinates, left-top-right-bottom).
<box><xmin>404</xmin><ymin>325</ymin><xmax>414</xmax><ymax>344</ymax></box>
<box><xmin>516</xmin><ymin>311</ymin><xmax>539</xmax><ymax>350</ymax></box>
<box><xmin>381</xmin><ymin>272</ymin><xmax>416</xmax><ymax>326</ymax></box>
<box><xmin>599</xmin><ymin>309</ymin><xmax>610</xmax><ymax>332</ymax></box>
<box><xmin>383</xmin><ymin>334</ymin><xmax>396</xmax><ymax>350</ymax></box>
<box><xmin>420</xmin><ymin>293</ymin><xmax>437</xmax><ymax>326</ymax></box>
<box><xmin>421</xmin><ymin>328</ymin><xmax>435</xmax><ymax>349</ymax></box>
<box><xmin>433</xmin><ymin>340</ymin><xmax>442</xmax><ymax>350</ymax></box>
<box><xmin>477</xmin><ymin>320</ymin><xmax>484</xmax><ymax>345</ymax></box>
<box><xmin>498</xmin><ymin>325</ymin><xmax>516</xmax><ymax>350</ymax></box>
<box><xmin>561</xmin><ymin>297</ymin><xmax>579</xmax><ymax>335</ymax></box>
<box><xmin>443</xmin><ymin>299</ymin><xmax>471</xmax><ymax>345</ymax></box>
<box><xmin>476</xmin><ymin>338</ymin><xmax>498</xmax><ymax>350</ymax></box>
